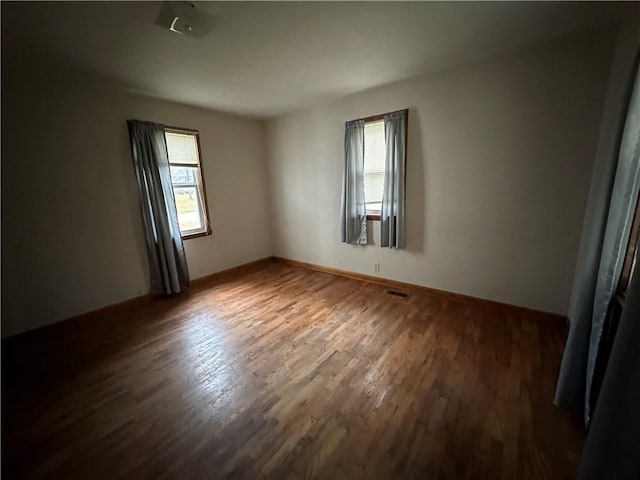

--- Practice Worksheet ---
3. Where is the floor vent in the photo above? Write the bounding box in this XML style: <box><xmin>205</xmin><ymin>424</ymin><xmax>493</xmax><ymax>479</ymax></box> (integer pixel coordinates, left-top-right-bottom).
<box><xmin>386</xmin><ymin>290</ymin><xmax>409</xmax><ymax>298</ymax></box>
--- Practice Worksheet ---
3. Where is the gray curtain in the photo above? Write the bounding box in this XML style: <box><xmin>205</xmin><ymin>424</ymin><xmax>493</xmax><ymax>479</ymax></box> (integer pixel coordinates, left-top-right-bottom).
<box><xmin>341</xmin><ymin>119</ymin><xmax>367</xmax><ymax>244</ymax></box>
<box><xmin>555</xmin><ymin>62</ymin><xmax>640</xmax><ymax>423</ymax></box>
<box><xmin>128</xmin><ymin>120</ymin><xmax>190</xmax><ymax>294</ymax></box>
<box><xmin>381</xmin><ymin>111</ymin><xmax>407</xmax><ymax>248</ymax></box>
<box><xmin>576</xmin><ymin>266</ymin><xmax>640</xmax><ymax>480</ymax></box>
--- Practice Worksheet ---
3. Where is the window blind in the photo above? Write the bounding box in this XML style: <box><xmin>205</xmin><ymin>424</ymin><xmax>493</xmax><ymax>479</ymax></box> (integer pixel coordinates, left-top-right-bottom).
<box><xmin>364</xmin><ymin>120</ymin><xmax>386</xmax><ymax>207</ymax></box>
<box><xmin>166</xmin><ymin>131</ymin><xmax>199</xmax><ymax>165</ymax></box>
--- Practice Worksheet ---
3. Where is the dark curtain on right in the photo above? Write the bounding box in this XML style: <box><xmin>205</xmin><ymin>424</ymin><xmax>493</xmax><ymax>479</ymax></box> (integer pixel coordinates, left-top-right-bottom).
<box><xmin>555</xmin><ymin>59</ymin><xmax>640</xmax><ymax>424</ymax></box>
<box><xmin>576</xmin><ymin>266</ymin><xmax>640</xmax><ymax>480</ymax></box>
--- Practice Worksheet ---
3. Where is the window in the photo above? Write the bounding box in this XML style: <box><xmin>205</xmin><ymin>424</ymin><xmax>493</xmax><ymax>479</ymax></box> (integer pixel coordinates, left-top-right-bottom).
<box><xmin>364</xmin><ymin>120</ymin><xmax>386</xmax><ymax>219</ymax></box>
<box><xmin>342</xmin><ymin>109</ymin><xmax>407</xmax><ymax>246</ymax></box>
<box><xmin>165</xmin><ymin>128</ymin><xmax>211</xmax><ymax>239</ymax></box>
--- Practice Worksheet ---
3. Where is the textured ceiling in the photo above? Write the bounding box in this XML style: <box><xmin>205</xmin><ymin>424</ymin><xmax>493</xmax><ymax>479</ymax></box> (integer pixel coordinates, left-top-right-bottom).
<box><xmin>2</xmin><ymin>1</ymin><xmax>633</xmax><ymax>118</ymax></box>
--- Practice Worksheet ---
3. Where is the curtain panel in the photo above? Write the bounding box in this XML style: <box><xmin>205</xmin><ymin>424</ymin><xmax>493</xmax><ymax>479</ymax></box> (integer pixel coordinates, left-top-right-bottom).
<box><xmin>584</xmin><ymin>61</ymin><xmax>640</xmax><ymax>422</ymax></box>
<box><xmin>555</xmin><ymin>61</ymin><xmax>640</xmax><ymax>424</ymax></box>
<box><xmin>381</xmin><ymin>111</ymin><xmax>407</xmax><ymax>248</ymax></box>
<box><xmin>576</xmin><ymin>266</ymin><xmax>640</xmax><ymax>480</ymax></box>
<box><xmin>128</xmin><ymin>120</ymin><xmax>190</xmax><ymax>294</ymax></box>
<box><xmin>341</xmin><ymin>119</ymin><xmax>367</xmax><ymax>244</ymax></box>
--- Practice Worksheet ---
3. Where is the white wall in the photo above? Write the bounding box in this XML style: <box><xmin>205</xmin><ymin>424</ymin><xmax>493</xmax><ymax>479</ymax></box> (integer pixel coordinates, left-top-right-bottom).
<box><xmin>2</xmin><ymin>70</ymin><xmax>272</xmax><ymax>337</ymax></box>
<box><xmin>0</xmin><ymin>28</ymin><xmax>620</xmax><ymax>337</ymax></box>
<box><xmin>266</xmin><ymin>31</ymin><xmax>616</xmax><ymax>315</ymax></box>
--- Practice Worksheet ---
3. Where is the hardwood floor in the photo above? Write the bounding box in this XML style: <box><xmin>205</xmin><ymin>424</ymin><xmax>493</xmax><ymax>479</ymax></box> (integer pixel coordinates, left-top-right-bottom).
<box><xmin>3</xmin><ymin>262</ymin><xmax>583</xmax><ymax>479</ymax></box>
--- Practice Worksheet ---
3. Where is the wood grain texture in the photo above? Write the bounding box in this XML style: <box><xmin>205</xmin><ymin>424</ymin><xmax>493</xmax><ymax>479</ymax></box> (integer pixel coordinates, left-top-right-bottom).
<box><xmin>3</xmin><ymin>262</ymin><xmax>583</xmax><ymax>479</ymax></box>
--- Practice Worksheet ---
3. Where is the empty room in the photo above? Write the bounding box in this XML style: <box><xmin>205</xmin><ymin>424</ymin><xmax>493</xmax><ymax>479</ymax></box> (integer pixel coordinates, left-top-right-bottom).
<box><xmin>2</xmin><ymin>1</ymin><xmax>640</xmax><ymax>479</ymax></box>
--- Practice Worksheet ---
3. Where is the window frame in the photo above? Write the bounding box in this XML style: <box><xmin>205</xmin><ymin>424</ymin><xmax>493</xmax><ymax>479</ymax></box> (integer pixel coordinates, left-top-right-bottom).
<box><xmin>165</xmin><ymin>126</ymin><xmax>212</xmax><ymax>240</ymax></box>
<box><xmin>356</xmin><ymin>109</ymin><xmax>408</xmax><ymax>221</ymax></box>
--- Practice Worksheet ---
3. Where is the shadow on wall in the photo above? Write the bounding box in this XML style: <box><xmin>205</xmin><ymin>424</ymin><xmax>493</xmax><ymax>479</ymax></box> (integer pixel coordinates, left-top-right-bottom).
<box><xmin>405</xmin><ymin>107</ymin><xmax>426</xmax><ymax>254</ymax></box>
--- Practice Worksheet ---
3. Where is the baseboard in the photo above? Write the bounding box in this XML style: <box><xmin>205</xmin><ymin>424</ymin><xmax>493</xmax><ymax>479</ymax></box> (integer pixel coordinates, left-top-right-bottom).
<box><xmin>3</xmin><ymin>257</ymin><xmax>275</xmax><ymax>340</ymax></box>
<box><xmin>4</xmin><ymin>254</ymin><xmax>565</xmax><ymax>341</ymax></box>
<box><xmin>2</xmin><ymin>292</ymin><xmax>155</xmax><ymax>342</ymax></box>
<box><xmin>272</xmin><ymin>256</ymin><xmax>567</xmax><ymax>322</ymax></box>
<box><xmin>189</xmin><ymin>257</ymin><xmax>274</xmax><ymax>289</ymax></box>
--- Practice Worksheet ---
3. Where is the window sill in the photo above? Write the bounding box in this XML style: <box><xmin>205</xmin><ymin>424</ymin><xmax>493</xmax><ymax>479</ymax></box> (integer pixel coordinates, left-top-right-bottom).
<box><xmin>182</xmin><ymin>229</ymin><xmax>212</xmax><ymax>240</ymax></box>
<box><xmin>366</xmin><ymin>214</ymin><xmax>381</xmax><ymax>221</ymax></box>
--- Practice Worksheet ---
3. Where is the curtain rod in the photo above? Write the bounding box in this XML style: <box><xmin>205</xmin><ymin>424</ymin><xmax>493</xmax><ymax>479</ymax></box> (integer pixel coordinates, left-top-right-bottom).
<box><xmin>346</xmin><ymin>108</ymin><xmax>408</xmax><ymax>125</ymax></box>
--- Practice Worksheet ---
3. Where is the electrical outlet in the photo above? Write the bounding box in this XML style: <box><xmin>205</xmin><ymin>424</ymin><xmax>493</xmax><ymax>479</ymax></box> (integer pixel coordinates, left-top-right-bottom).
<box><xmin>373</xmin><ymin>262</ymin><xmax>380</xmax><ymax>272</ymax></box>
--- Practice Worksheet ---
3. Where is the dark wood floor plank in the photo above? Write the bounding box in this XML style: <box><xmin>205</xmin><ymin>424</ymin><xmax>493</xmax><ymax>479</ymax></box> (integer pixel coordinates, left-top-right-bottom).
<box><xmin>3</xmin><ymin>262</ymin><xmax>583</xmax><ymax>479</ymax></box>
